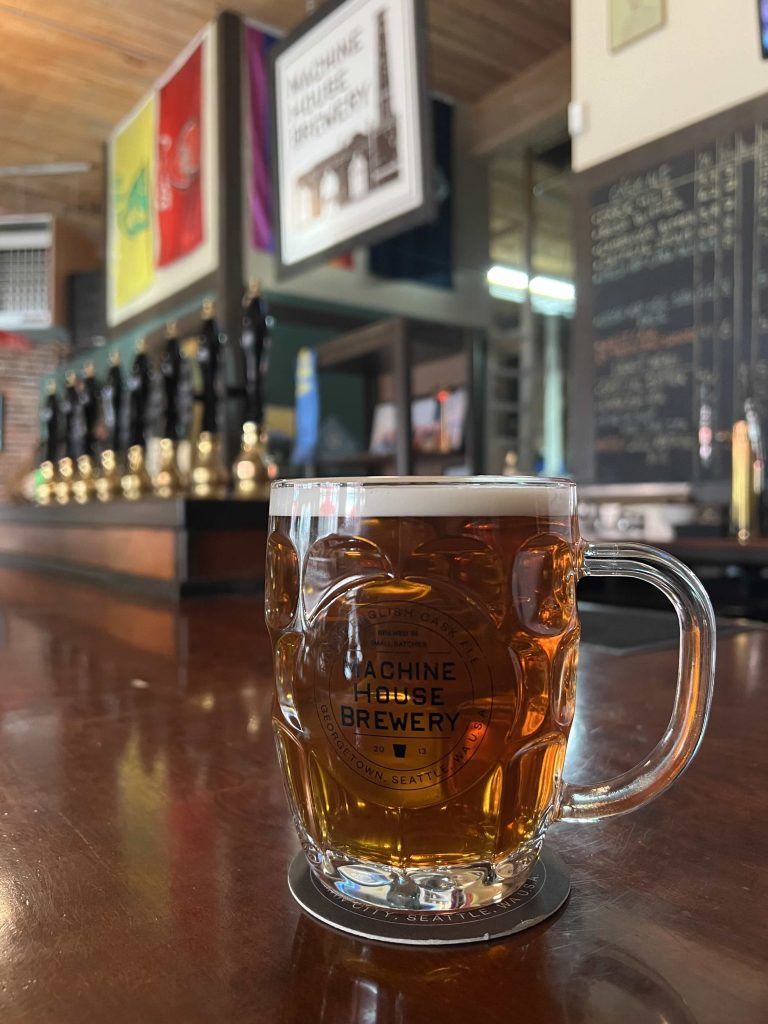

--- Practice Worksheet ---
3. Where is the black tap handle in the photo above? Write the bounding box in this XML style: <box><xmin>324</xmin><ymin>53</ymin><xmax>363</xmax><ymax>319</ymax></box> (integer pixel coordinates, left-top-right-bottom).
<box><xmin>102</xmin><ymin>363</ymin><xmax>124</xmax><ymax>453</ymax></box>
<box><xmin>42</xmin><ymin>392</ymin><xmax>59</xmax><ymax>463</ymax></box>
<box><xmin>128</xmin><ymin>350</ymin><xmax>151</xmax><ymax>449</ymax></box>
<box><xmin>242</xmin><ymin>291</ymin><xmax>271</xmax><ymax>428</ymax></box>
<box><xmin>199</xmin><ymin>311</ymin><xmax>221</xmax><ymax>434</ymax></box>
<box><xmin>81</xmin><ymin>374</ymin><xmax>100</xmax><ymax>458</ymax></box>
<box><xmin>62</xmin><ymin>382</ymin><xmax>79</xmax><ymax>459</ymax></box>
<box><xmin>161</xmin><ymin>331</ymin><xmax>183</xmax><ymax>440</ymax></box>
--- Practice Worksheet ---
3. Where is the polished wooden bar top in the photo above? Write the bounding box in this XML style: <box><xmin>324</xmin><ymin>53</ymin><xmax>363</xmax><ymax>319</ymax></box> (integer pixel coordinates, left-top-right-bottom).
<box><xmin>0</xmin><ymin>568</ymin><xmax>765</xmax><ymax>1023</ymax></box>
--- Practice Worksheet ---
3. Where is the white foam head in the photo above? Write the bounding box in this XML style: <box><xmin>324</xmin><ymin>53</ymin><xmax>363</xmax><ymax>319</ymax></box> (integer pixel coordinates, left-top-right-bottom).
<box><xmin>269</xmin><ymin>477</ymin><xmax>575</xmax><ymax>518</ymax></box>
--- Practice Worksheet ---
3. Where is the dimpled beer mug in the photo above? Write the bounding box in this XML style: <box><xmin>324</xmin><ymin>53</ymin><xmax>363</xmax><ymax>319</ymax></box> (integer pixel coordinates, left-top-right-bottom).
<box><xmin>265</xmin><ymin>478</ymin><xmax>715</xmax><ymax>912</ymax></box>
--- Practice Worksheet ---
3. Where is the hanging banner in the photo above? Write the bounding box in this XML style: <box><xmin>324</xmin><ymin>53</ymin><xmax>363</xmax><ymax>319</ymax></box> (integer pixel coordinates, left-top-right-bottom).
<box><xmin>157</xmin><ymin>44</ymin><xmax>203</xmax><ymax>266</ymax></box>
<box><xmin>270</xmin><ymin>0</ymin><xmax>434</xmax><ymax>276</ymax></box>
<box><xmin>245</xmin><ymin>25</ymin><xmax>274</xmax><ymax>252</ymax></box>
<box><xmin>113</xmin><ymin>98</ymin><xmax>155</xmax><ymax>307</ymax></box>
<box><xmin>107</xmin><ymin>24</ymin><xmax>217</xmax><ymax>327</ymax></box>
<box><xmin>245</xmin><ymin>20</ymin><xmax>353</xmax><ymax>267</ymax></box>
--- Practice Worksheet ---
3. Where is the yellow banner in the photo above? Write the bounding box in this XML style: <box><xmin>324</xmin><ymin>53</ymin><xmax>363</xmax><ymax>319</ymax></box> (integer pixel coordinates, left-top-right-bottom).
<box><xmin>113</xmin><ymin>98</ymin><xmax>155</xmax><ymax>307</ymax></box>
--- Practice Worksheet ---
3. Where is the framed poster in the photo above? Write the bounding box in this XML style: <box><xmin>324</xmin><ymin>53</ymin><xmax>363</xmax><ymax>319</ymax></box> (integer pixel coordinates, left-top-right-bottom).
<box><xmin>106</xmin><ymin>24</ymin><xmax>218</xmax><ymax>327</ymax></box>
<box><xmin>270</xmin><ymin>0</ymin><xmax>434</xmax><ymax>276</ymax></box>
<box><xmin>609</xmin><ymin>0</ymin><xmax>666</xmax><ymax>53</ymax></box>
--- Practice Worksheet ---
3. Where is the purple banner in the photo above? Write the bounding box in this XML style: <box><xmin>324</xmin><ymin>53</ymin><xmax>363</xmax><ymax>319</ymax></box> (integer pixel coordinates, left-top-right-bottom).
<box><xmin>245</xmin><ymin>26</ymin><xmax>274</xmax><ymax>252</ymax></box>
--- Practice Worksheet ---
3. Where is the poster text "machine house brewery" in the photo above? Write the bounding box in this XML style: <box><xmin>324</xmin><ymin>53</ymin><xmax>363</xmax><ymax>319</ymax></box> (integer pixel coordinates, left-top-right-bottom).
<box><xmin>287</xmin><ymin>29</ymin><xmax>370</xmax><ymax>149</ymax></box>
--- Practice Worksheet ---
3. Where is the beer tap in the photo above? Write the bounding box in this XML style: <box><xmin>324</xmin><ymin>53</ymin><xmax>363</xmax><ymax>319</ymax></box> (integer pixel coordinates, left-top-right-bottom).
<box><xmin>121</xmin><ymin>339</ymin><xmax>153</xmax><ymax>500</ymax></box>
<box><xmin>96</xmin><ymin>352</ymin><xmax>124</xmax><ymax>501</ymax></box>
<box><xmin>153</xmin><ymin>321</ymin><xmax>185</xmax><ymax>497</ymax></box>
<box><xmin>54</xmin><ymin>371</ymin><xmax>78</xmax><ymax>505</ymax></box>
<box><xmin>233</xmin><ymin>280</ymin><xmax>275</xmax><ymax>499</ymax></box>
<box><xmin>36</xmin><ymin>380</ymin><xmax>59</xmax><ymax>505</ymax></box>
<box><xmin>72</xmin><ymin>364</ymin><xmax>99</xmax><ymax>504</ymax></box>
<box><xmin>190</xmin><ymin>299</ymin><xmax>227</xmax><ymax>498</ymax></box>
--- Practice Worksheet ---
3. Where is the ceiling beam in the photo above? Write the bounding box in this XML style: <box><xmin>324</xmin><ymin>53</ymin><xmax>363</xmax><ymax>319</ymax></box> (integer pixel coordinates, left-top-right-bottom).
<box><xmin>468</xmin><ymin>44</ymin><xmax>571</xmax><ymax>158</ymax></box>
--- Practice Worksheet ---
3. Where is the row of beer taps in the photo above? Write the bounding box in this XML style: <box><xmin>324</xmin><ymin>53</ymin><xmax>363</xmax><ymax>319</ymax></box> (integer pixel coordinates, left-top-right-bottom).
<box><xmin>35</xmin><ymin>283</ymin><xmax>274</xmax><ymax>505</ymax></box>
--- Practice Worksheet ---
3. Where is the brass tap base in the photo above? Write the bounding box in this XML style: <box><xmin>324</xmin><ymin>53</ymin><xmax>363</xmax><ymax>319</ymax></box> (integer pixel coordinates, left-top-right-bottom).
<box><xmin>95</xmin><ymin>450</ymin><xmax>122</xmax><ymax>502</ymax></box>
<box><xmin>189</xmin><ymin>431</ymin><xmax>228</xmax><ymax>499</ymax></box>
<box><xmin>121</xmin><ymin>445</ymin><xmax>153</xmax><ymax>501</ymax></box>
<box><xmin>54</xmin><ymin>457</ymin><xmax>75</xmax><ymax>505</ymax></box>
<box><xmin>232</xmin><ymin>423</ymin><xmax>273</xmax><ymax>500</ymax></box>
<box><xmin>153</xmin><ymin>438</ymin><xmax>184</xmax><ymax>498</ymax></box>
<box><xmin>35</xmin><ymin>461</ymin><xmax>58</xmax><ymax>506</ymax></box>
<box><xmin>72</xmin><ymin>455</ymin><xmax>97</xmax><ymax>504</ymax></box>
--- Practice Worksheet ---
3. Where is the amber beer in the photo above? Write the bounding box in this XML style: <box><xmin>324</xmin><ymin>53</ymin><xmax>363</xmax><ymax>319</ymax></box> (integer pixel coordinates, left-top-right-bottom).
<box><xmin>266</xmin><ymin>478</ymin><xmax>583</xmax><ymax>909</ymax></box>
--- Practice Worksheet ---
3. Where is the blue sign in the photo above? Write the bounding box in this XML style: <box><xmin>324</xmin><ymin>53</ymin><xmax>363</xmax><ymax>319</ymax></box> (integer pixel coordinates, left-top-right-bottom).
<box><xmin>291</xmin><ymin>347</ymin><xmax>319</xmax><ymax>464</ymax></box>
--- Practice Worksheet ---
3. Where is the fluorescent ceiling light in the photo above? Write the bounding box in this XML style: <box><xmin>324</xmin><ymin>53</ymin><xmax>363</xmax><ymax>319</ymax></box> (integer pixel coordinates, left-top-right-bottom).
<box><xmin>530</xmin><ymin>275</ymin><xmax>575</xmax><ymax>302</ymax></box>
<box><xmin>489</xmin><ymin>285</ymin><xmax>526</xmax><ymax>305</ymax></box>
<box><xmin>487</xmin><ymin>265</ymin><xmax>529</xmax><ymax>291</ymax></box>
<box><xmin>0</xmin><ymin>162</ymin><xmax>92</xmax><ymax>178</ymax></box>
<box><xmin>487</xmin><ymin>266</ymin><xmax>574</xmax><ymax>301</ymax></box>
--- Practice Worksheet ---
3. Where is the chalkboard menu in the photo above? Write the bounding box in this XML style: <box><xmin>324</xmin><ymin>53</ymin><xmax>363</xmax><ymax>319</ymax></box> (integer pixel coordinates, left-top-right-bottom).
<box><xmin>573</xmin><ymin>95</ymin><xmax>768</xmax><ymax>485</ymax></box>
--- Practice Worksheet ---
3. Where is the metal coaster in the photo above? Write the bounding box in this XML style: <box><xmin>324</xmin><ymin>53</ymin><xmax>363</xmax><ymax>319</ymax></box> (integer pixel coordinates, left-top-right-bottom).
<box><xmin>287</xmin><ymin>848</ymin><xmax>570</xmax><ymax>946</ymax></box>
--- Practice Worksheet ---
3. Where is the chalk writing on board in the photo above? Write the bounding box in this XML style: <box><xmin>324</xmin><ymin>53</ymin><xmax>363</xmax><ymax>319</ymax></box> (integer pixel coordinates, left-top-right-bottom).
<box><xmin>589</xmin><ymin>127</ymin><xmax>768</xmax><ymax>483</ymax></box>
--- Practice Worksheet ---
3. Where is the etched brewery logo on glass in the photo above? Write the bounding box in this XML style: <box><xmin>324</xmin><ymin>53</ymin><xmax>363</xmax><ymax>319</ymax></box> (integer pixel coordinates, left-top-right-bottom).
<box><xmin>312</xmin><ymin>593</ymin><xmax>494</xmax><ymax>796</ymax></box>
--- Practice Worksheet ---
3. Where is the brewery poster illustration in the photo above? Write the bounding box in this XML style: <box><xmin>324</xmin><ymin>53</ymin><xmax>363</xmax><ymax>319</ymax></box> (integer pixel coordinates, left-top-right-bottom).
<box><xmin>271</xmin><ymin>0</ymin><xmax>433</xmax><ymax>273</ymax></box>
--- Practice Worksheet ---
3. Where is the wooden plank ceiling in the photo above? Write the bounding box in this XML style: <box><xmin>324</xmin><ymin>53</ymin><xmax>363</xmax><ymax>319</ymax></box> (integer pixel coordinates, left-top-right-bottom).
<box><xmin>0</xmin><ymin>0</ymin><xmax>570</xmax><ymax>240</ymax></box>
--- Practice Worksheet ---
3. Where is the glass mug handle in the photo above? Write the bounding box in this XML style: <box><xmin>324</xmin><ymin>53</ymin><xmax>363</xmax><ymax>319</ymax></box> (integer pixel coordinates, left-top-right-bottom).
<box><xmin>560</xmin><ymin>542</ymin><xmax>716</xmax><ymax>822</ymax></box>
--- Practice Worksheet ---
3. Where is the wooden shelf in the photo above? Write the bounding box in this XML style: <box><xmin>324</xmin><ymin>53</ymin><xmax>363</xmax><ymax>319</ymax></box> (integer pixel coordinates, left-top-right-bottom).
<box><xmin>312</xmin><ymin>317</ymin><xmax>484</xmax><ymax>476</ymax></box>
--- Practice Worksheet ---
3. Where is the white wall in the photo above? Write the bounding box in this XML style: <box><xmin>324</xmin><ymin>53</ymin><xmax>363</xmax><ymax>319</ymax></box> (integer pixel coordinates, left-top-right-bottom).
<box><xmin>573</xmin><ymin>0</ymin><xmax>768</xmax><ymax>171</ymax></box>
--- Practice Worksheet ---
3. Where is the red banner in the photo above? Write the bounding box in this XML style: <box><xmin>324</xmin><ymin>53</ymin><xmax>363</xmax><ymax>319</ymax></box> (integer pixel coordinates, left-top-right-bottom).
<box><xmin>157</xmin><ymin>46</ymin><xmax>203</xmax><ymax>266</ymax></box>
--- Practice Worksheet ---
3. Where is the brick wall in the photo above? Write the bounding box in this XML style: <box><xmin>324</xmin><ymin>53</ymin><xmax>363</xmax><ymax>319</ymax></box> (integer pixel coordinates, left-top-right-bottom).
<box><xmin>0</xmin><ymin>338</ymin><xmax>63</xmax><ymax>503</ymax></box>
